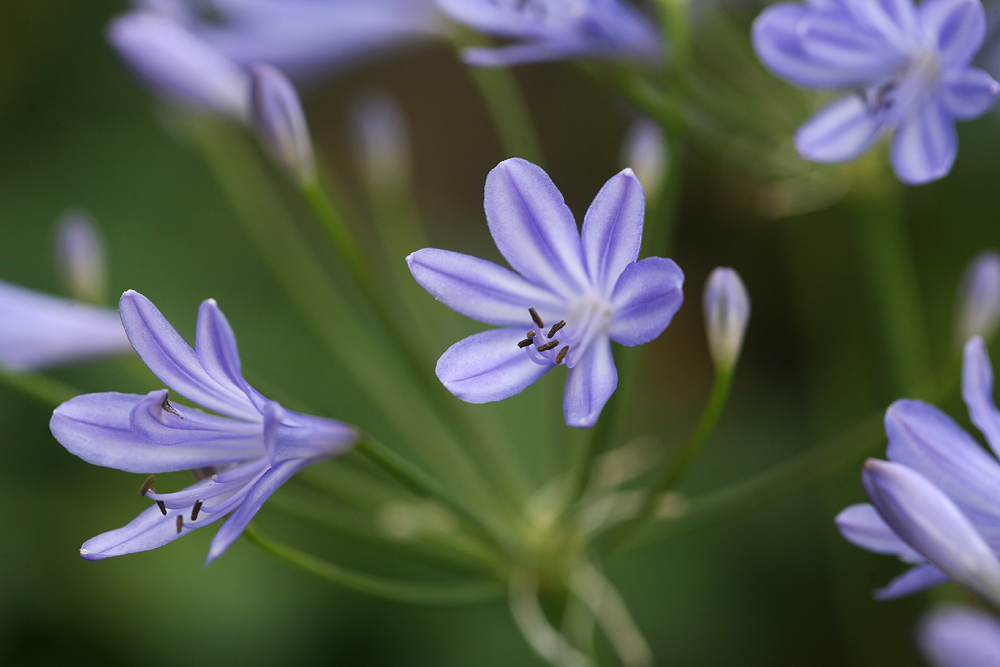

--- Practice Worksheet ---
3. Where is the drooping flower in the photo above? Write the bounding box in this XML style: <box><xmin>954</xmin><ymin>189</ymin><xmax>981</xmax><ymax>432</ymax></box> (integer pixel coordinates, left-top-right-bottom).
<box><xmin>836</xmin><ymin>336</ymin><xmax>1000</xmax><ymax>606</ymax></box>
<box><xmin>0</xmin><ymin>280</ymin><xmax>133</xmax><ymax>371</ymax></box>
<box><xmin>917</xmin><ymin>605</ymin><xmax>1000</xmax><ymax>667</ymax></box>
<box><xmin>435</xmin><ymin>0</ymin><xmax>664</xmax><ymax>67</ymax></box>
<box><xmin>55</xmin><ymin>209</ymin><xmax>108</xmax><ymax>304</ymax></box>
<box><xmin>955</xmin><ymin>250</ymin><xmax>1000</xmax><ymax>346</ymax></box>
<box><xmin>407</xmin><ymin>158</ymin><xmax>684</xmax><ymax>428</ymax></box>
<box><xmin>249</xmin><ymin>63</ymin><xmax>316</xmax><ymax>184</ymax></box>
<box><xmin>752</xmin><ymin>0</ymin><xmax>1000</xmax><ymax>184</ymax></box>
<box><xmin>50</xmin><ymin>291</ymin><xmax>357</xmax><ymax>564</ymax></box>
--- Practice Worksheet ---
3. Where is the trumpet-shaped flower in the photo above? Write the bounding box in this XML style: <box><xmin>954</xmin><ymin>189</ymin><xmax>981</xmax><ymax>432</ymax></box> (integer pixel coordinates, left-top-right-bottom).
<box><xmin>50</xmin><ymin>291</ymin><xmax>357</xmax><ymax>564</ymax></box>
<box><xmin>0</xmin><ymin>280</ymin><xmax>133</xmax><ymax>371</ymax></box>
<box><xmin>436</xmin><ymin>0</ymin><xmax>664</xmax><ymax>66</ymax></box>
<box><xmin>836</xmin><ymin>336</ymin><xmax>1000</xmax><ymax>606</ymax></box>
<box><xmin>407</xmin><ymin>158</ymin><xmax>684</xmax><ymax>428</ymax></box>
<box><xmin>752</xmin><ymin>0</ymin><xmax>1000</xmax><ymax>184</ymax></box>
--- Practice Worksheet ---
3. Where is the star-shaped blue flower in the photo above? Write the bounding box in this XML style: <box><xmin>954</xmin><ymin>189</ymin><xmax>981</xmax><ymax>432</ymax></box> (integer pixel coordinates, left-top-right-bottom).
<box><xmin>753</xmin><ymin>0</ymin><xmax>1000</xmax><ymax>184</ymax></box>
<box><xmin>50</xmin><ymin>291</ymin><xmax>357</xmax><ymax>564</ymax></box>
<box><xmin>407</xmin><ymin>158</ymin><xmax>684</xmax><ymax>428</ymax></box>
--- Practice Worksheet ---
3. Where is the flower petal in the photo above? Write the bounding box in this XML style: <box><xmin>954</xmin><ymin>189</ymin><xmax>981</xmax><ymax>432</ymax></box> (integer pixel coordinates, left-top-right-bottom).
<box><xmin>863</xmin><ymin>458</ymin><xmax>1000</xmax><ymax>608</ymax></box>
<box><xmin>962</xmin><ymin>336</ymin><xmax>1000</xmax><ymax>459</ymax></box>
<box><xmin>436</xmin><ymin>328</ymin><xmax>552</xmax><ymax>404</ymax></box>
<box><xmin>119</xmin><ymin>291</ymin><xmax>259</xmax><ymax>421</ymax></box>
<box><xmin>581</xmin><ymin>168</ymin><xmax>645</xmax><ymax>298</ymax></box>
<box><xmin>128</xmin><ymin>389</ymin><xmax>263</xmax><ymax>446</ymax></box>
<box><xmin>835</xmin><ymin>503</ymin><xmax>925</xmax><ymax>563</ymax></box>
<box><xmin>753</xmin><ymin>4</ymin><xmax>900</xmax><ymax>88</ymax></box>
<box><xmin>406</xmin><ymin>248</ymin><xmax>563</xmax><ymax>326</ymax></box>
<box><xmin>889</xmin><ymin>101</ymin><xmax>957</xmax><ymax>185</ymax></box>
<box><xmin>462</xmin><ymin>41</ymin><xmax>593</xmax><ymax>67</ymax></box>
<box><xmin>0</xmin><ymin>280</ymin><xmax>133</xmax><ymax>371</ymax></box>
<box><xmin>917</xmin><ymin>605</ymin><xmax>1000</xmax><ymax>667</ymax></box>
<box><xmin>607</xmin><ymin>257</ymin><xmax>685</xmax><ymax>347</ymax></box>
<box><xmin>205</xmin><ymin>457</ymin><xmax>308</xmax><ymax>564</ymax></box>
<box><xmin>563</xmin><ymin>336</ymin><xmax>617</xmax><ymax>429</ymax></box>
<box><xmin>846</xmin><ymin>0</ymin><xmax>919</xmax><ymax>44</ymax></box>
<box><xmin>795</xmin><ymin>94</ymin><xmax>888</xmax><ymax>163</ymax></box>
<box><xmin>918</xmin><ymin>0</ymin><xmax>985</xmax><ymax>66</ymax></box>
<box><xmin>81</xmin><ymin>501</ymin><xmax>225</xmax><ymax>560</ymax></box>
<box><xmin>885</xmin><ymin>399</ymin><xmax>1000</xmax><ymax>546</ymax></box>
<box><xmin>50</xmin><ymin>392</ymin><xmax>265</xmax><ymax>472</ymax></box>
<box><xmin>485</xmin><ymin>159</ymin><xmax>590</xmax><ymax>299</ymax></box>
<box><xmin>941</xmin><ymin>67</ymin><xmax>1000</xmax><ymax>120</ymax></box>
<box><xmin>107</xmin><ymin>11</ymin><xmax>249</xmax><ymax>119</ymax></box>
<box><xmin>874</xmin><ymin>562</ymin><xmax>952</xmax><ymax>599</ymax></box>
<box><xmin>195</xmin><ymin>297</ymin><xmax>270</xmax><ymax>413</ymax></box>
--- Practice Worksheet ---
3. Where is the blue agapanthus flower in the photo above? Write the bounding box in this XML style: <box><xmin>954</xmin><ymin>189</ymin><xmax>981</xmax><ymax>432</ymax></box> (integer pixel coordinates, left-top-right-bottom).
<box><xmin>753</xmin><ymin>0</ymin><xmax>1000</xmax><ymax>184</ymax></box>
<box><xmin>435</xmin><ymin>0</ymin><xmax>664</xmax><ymax>66</ymax></box>
<box><xmin>50</xmin><ymin>291</ymin><xmax>357</xmax><ymax>564</ymax></box>
<box><xmin>917</xmin><ymin>605</ymin><xmax>1000</xmax><ymax>667</ymax></box>
<box><xmin>407</xmin><ymin>158</ymin><xmax>684</xmax><ymax>428</ymax></box>
<box><xmin>836</xmin><ymin>336</ymin><xmax>1000</xmax><ymax>607</ymax></box>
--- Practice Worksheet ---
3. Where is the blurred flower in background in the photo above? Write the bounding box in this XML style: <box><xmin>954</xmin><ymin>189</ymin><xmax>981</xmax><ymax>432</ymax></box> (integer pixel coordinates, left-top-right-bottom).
<box><xmin>917</xmin><ymin>605</ymin><xmax>1000</xmax><ymax>667</ymax></box>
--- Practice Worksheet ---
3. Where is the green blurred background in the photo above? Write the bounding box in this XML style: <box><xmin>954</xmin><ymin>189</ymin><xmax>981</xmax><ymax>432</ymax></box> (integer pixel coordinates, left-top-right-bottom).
<box><xmin>2</xmin><ymin>1</ymin><xmax>1000</xmax><ymax>665</ymax></box>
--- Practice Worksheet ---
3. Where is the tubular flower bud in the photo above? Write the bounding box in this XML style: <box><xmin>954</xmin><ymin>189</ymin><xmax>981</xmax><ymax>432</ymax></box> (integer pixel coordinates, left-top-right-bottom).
<box><xmin>249</xmin><ymin>63</ymin><xmax>316</xmax><ymax>184</ymax></box>
<box><xmin>955</xmin><ymin>250</ymin><xmax>1000</xmax><ymax>346</ymax></box>
<box><xmin>55</xmin><ymin>209</ymin><xmax>107</xmax><ymax>304</ymax></box>
<box><xmin>703</xmin><ymin>267</ymin><xmax>750</xmax><ymax>371</ymax></box>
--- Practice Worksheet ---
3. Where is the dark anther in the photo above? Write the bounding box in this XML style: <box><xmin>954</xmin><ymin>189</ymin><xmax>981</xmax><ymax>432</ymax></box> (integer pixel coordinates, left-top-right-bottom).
<box><xmin>529</xmin><ymin>307</ymin><xmax>545</xmax><ymax>329</ymax></box>
<box><xmin>526</xmin><ymin>330</ymin><xmax>536</xmax><ymax>339</ymax></box>
<box><xmin>176</xmin><ymin>515</ymin><xmax>184</xmax><ymax>534</ymax></box>
<box><xmin>518</xmin><ymin>338</ymin><xmax>534</xmax><ymax>348</ymax></box>
<box><xmin>156</xmin><ymin>500</ymin><xmax>167</xmax><ymax>515</ymax></box>
<box><xmin>191</xmin><ymin>500</ymin><xmax>203</xmax><ymax>521</ymax></box>
<box><xmin>161</xmin><ymin>393</ymin><xmax>183</xmax><ymax>418</ymax></box>
<box><xmin>138</xmin><ymin>475</ymin><xmax>156</xmax><ymax>496</ymax></box>
<box><xmin>547</xmin><ymin>320</ymin><xmax>566</xmax><ymax>338</ymax></box>
<box><xmin>555</xmin><ymin>346</ymin><xmax>569</xmax><ymax>364</ymax></box>
<box><xmin>537</xmin><ymin>340</ymin><xmax>559</xmax><ymax>352</ymax></box>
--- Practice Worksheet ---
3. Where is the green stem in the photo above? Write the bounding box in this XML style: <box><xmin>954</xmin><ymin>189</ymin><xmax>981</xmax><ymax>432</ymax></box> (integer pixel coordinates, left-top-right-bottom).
<box><xmin>851</xmin><ymin>180</ymin><xmax>931</xmax><ymax>395</ymax></box>
<box><xmin>0</xmin><ymin>367</ymin><xmax>79</xmax><ymax>407</ymax></box>
<box><xmin>242</xmin><ymin>525</ymin><xmax>504</xmax><ymax>605</ymax></box>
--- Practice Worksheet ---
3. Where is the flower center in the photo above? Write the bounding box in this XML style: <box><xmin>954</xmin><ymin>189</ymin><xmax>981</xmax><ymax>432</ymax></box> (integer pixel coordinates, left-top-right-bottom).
<box><xmin>516</xmin><ymin>298</ymin><xmax>612</xmax><ymax>368</ymax></box>
<box><xmin>860</xmin><ymin>49</ymin><xmax>941</xmax><ymax>121</ymax></box>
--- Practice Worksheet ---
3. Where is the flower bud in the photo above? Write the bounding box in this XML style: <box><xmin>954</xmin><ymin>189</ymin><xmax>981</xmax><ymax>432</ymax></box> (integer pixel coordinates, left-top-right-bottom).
<box><xmin>619</xmin><ymin>118</ymin><xmax>667</xmax><ymax>203</ymax></box>
<box><xmin>55</xmin><ymin>209</ymin><xmax>107</xmax><ymax>304</ymax></box>
<box><xmin>703</xmin><ymin>267</ymin><xmax>750</xmax><ymax>371</ymax></box>
<box><xmin>249</xmin><ymin>63</ymin><xmax>316</xmax><ymax>185</ymax></box>
<box><xmin>107</xmin><ymin>11</ymin><xmax>249</xmax><ymax>119</ymax></box>
<box><xmin>350</xmin><ymin>91</ymin><xmax>411</xmax><ymax>190</ymax></box>
<box><xmin>955</xmin><ymin>250</ymin><xmax>1000</xmax><ymax>346</ymax></box>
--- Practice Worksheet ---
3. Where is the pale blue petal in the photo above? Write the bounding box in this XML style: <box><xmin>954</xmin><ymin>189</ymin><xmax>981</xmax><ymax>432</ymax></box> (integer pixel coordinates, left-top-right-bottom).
<box><xmin>846</xmin><ymin>0</ymin><xmax>919</xmax><ymax>44</ymax></box>
<box><xmin>485</xmin><ymin>159</ymin><xmax>590</xmax><ymax>299</ymax></box>
<box><xmin>563</xmin><ymin>336</ymin><xmax>617</xmax><ymax>429</ymax></box>
<box><xmin>874</xmin><ymin>563</ymin><xmax>952</xmax><ymax>599</ymax></box>
<box><xmin>436</xmin><ymin>328</ymin><xmax>552</xmax><ymax>404</ymax></box>
<box><xmin>607</xmin><ymin>258</ymin><xmax>684</xmax><ymax>347</ymax></box>
<box><xmin>0</xmin><ymin>280</ymin><xmax>133</xmax><ymax>371</ymax></box>
<box><xmin>406</xmin><ymin>248</ymin><xmax>563</xmax><ymax>326</ymax></box>
<box><xmin>890</xmin><ymin>101</ymin><xmax>957</xmax><ymax>185</ymax></box>
<box><xmin>128</xmin><ymin>389</ymin><xmax>263</xmax><ymax>446</ymax></box>
<box><xmin>918</xmin><ymin>0</ymin><xmax>985</xmax><ymax>66</ymax></box>
<box><xmin>863</xmin><ymin>459</ymin><xmax>1000</xmax><ymax>608</ymax></box>
<box><xmin>753</xmin><ymin>4</ymin><xmax>900</xmax><ymax>88</ymax></box>
<box><xmin>205</xmin><ymin>457</ymin><xmax>307</xmax><ymax>564</ymax></box>
<box><xmin>81</xmin><ymin>501</ymin><xmax>227</xmax><ymax>560</ymax></box>
<box><xmin>835</xmin><ymin>503</ymin><xmax>925</xmax><ymax>563</ymax></box>
<box><xmin>107</xmin><ymin>11</ymin><xmax>249</xmax><ymax>119</ymax></box>
<box><xmin>194</xmin><ymin>297</ymin><xmax>270</xmax><ymax>413</ymax></box>
<box><xmin>917</xmin><ymin>605</ymin><xmax>1000</xmax><ymax>667</ymax></box>
<box><xmin>119</xmin><ymin>291</ymin><xmax>259</xmax><ymax>421</ymax></box>
<box><xmin>885</xmin><ymin>399</ymin><xmax>1000</xmax><ymax>546</ymax></box>
<box><xmin>795</xmin><ymin>94</ymin><xmax>887</xmax><ymax>163</ymax></box>
<box><xmin>581</xmin><ymin>168</ymin><xmax>645</xmax><ymax>298</ymax></box>
<box><xmin>962</xmin><ymin>336</ymin><xmax>1000</xmax><ymax>458</ymax></box>
<box><xmin>50</xmin><ymin>392</ymin><xmax>265</xmax><ymax>472</ymax></box>
<box><xmin>942</xmin><ymin>67</ymin><xmax>1000</xmax><ymax>119</ymax></box>
<box><xmin>273</xmin><ymin>411</ymin><xmax>358</xmax><ymax>462</ymax></box>
<box><xmin>463</xmin><ymin>41</ymin><xmax>592</xmax><ymax>67</ymax></box>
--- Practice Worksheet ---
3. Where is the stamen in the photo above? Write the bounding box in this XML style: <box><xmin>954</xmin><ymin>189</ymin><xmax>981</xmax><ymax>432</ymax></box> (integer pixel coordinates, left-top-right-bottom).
<box><xmin>138</xmin><ymin>475</ymin><xmax>156</xmax><ymax>496</ymax></box>
<box><xmin>555</xmin><ymin>346</ymin><xmax>569</xmax><ymax>364</ymax></box>
<box><xmin>537</xmin><ymin>340</ymin><xmax>559</xmax><ymax>352</ymax></box>
<box><xmin>156</xmin><ymin>500</ymin><xmax>167</xmax><ymax>515</ymax></box>
<box><xmin>191</xmin><ymin>500</ymin><xmax>203</xmax><ymax>521</ymax></box>
<box><xmin>529</xmin><ymin>307</ymin><xmax>545</xmax><ymax>329</ymax></box>
<box><xmin>526</xmin><ymin>330</ymin><xmax>536</xmax><ymax>339</ymax></box>
<box><xmin>161</xmin><ymin>393</ymin><xmax>183</xmax><ymax>418</ymax></box>
<box><xmin>547</xmin><ymin>320</ymin><xmax>566</xmax><ymax>338</ymax></box>
<box><xmin>176</xmin><ymin>515</ymin><xmax>184</xmax><ymax>533</ymax></box>
<box><xmin>518</xmin><ymin>338</ymin><xmax>534</xmax><ymax>348</ymax></box>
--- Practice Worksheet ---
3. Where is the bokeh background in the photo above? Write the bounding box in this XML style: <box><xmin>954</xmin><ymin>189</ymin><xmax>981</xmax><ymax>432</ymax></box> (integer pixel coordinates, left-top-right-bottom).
<box><xmin>2</xmin><ymin>1</ymin><xmax>1000</xmax><ymax>665</ymax></box>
